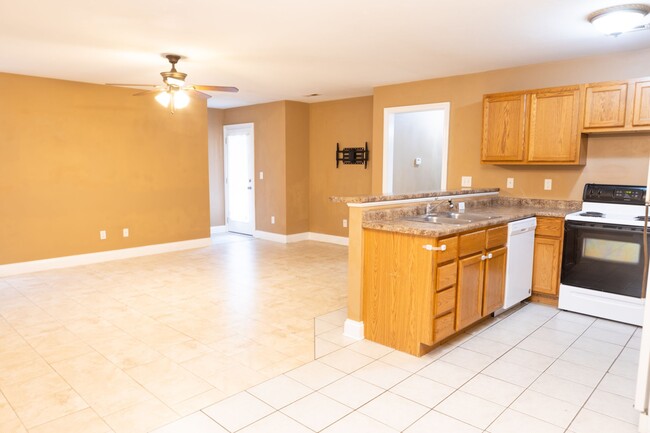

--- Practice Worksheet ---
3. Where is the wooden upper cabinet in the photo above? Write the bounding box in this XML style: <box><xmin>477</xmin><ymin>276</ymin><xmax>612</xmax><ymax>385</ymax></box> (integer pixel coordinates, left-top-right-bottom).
<box><xmin>528</xmin><ymin>87</ymin><xmax>581</xmax><ymax>162</ymax></box>
<box><xmin>481</xmin><ymin>93</ymin><xmax>526</xmax><ymax>162</ymax></box>
<box><xmin>633</xmin><ymin>80</ymin><xmax>650</xmax><ymax>126</ymax></box>
<box><xmin>481</xmin><ymin>86</ymin><xmax>585</xmax><ymax>165</ymax></box>
<box><xmin>583</xmin><ymin>82</ymin><xmax>628</xmax><ymax>128</ymax></box>
<box><xmin>580</xmin><ymin>77</ymin><xmax>650</xmax><ymax>132</ymax></box>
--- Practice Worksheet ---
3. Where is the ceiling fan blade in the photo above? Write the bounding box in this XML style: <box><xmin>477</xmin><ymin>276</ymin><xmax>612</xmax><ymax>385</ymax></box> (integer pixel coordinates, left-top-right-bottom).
<box><xmin>190</xmin><ymin>85</ymin><xmax>239</xmax><ymax>93</ymax></box>
<box><xmin>106</xmin><ymin>83</ymin><xmax>159</xmax><ymax>87</ymax></box>
<box><xmin>186</xmin><ymin>89</ymin><xmax>212</xmax><ymax>100</ymax></box>
<box><xmin>133</xmin><ymin>89</ymin><xmax>163</xmax><ymax>96</ymax></box>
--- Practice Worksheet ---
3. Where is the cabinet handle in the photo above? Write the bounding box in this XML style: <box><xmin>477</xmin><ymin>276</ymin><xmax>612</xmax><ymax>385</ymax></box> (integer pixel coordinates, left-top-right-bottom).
<box><xmin>487</xmin><ymin>253</ymin><xmax>493</xmax><ymax>259</ymax></box>
<box><xmin>481</xmin><ymin>255</ymin><xmax>487</xmax><ymax>261</ymax></box>
<box><xmin>422</xmin><ymin>244</ymin><xmax>447</xmax><ymax>251</ymax></box>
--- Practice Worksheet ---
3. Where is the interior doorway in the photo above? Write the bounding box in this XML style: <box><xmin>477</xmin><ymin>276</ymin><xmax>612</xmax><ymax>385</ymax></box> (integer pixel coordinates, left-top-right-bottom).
<box><xmin>224</xmin><ymin>123</ymin><xmax>255</xmax><ymax>235</ymax></box>
<box><xmin>382</xmin><ymin>102</ymin><xmax>450</xmax><ymax>194</ymax></box>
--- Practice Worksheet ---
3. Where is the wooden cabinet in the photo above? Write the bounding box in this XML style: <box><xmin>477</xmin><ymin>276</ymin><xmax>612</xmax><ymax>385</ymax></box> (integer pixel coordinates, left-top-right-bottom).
<box><xmin>481</xmin><ymin>86</ymin><xmax>586</xmax><ymax>165</ymax></box>
<box><xmin>362</xmin><ymin>230</ymin><xmax>457</xmax><ymax>355</ymax></box>
<box><xmin>362</xmin><ymin>224</ymin><xmax>507</xmax><ymax>356</ymax></box>
<box><xmin>584</xmin><ymin>82</ymin><xmax>628</xmax><ymax>128</ymax></box>
<box><xmin>456</xmin><ymin>226</ymin><xmax>508</xmax><ymax>330</ymax></box>
<box><xmin>531</xmin><ymin>217</ymin><xmax>564</xmax><ymax>305</ymax></box>
<box><xmin>527</xmin><ymin>88</ymin><xmax>582</xmax><ymax>163</ymax></box>
<box><xmin>481</xmin><ymin>93</ymin><xmax>527</xmax><ymax>162</ymax></box>
<box><xmin>457</xmin><ymin>253</ymin><xmax>484</xmax><ymax>330</ymax></box>
<box><xmin>633</xmin><ymin>80</ymin><xmax>650</xmax><ymax>126</ymax></box>
<box><xmin>582</xmin><ymin>77</ymin><xmax>650</xmax><ymax>132</ymax></box>
<box><xmin>483</xmin><ymin>246</ymin><xmax>507</xmax><ymax>314</ymax></box>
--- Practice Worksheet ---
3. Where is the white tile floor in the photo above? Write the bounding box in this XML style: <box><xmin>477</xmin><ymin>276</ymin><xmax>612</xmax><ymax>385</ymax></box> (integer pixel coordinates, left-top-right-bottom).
<box><xmin>188</xmin><ymin>303</ymin><xmax>641</xmax><ymax>433</ymax></box>
<box><xmin>0</xmin><ymin>235</ymin><xmax>644</xmax><ymax>433</ymax></box>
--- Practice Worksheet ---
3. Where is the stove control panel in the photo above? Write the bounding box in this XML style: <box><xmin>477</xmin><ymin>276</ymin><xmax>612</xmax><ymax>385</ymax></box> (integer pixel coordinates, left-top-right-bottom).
<box><xmin>583</xmin><ymin>184</ymin><xmax>646</xmax><ymax>205</ymax></box>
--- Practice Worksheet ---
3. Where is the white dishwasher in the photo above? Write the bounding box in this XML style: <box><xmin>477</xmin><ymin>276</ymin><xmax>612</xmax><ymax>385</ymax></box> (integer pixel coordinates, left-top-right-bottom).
<box><xmin>496</xmin><ymin>217</ymin><xmax>537</xmax><ymax>314</ymax></box>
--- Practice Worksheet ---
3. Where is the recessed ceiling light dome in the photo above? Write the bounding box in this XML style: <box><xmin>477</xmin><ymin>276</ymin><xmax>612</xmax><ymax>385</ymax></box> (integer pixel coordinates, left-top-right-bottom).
<box><xmin>589</xmin><ymin>4</ymin><xmax>650</xmax><ymax>35</ymax></box>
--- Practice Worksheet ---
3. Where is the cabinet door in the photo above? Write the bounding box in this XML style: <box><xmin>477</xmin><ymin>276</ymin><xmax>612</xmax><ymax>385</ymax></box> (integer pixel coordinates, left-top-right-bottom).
<box><xmin>532</xmin><ymin>237</ymin><xmax>561</xmax><ymax>295</ymax></box>
<box><xmin>584</xmin><ymin>82</ymin><xmax>628</xmax><ymax>128</ymax></box>
<box><xmin>633</xmin><ymin>80</ymin><xmax>650</xmax><ymax>126</ymax></box>
<box><xmin>481</xmin><ymin>93</ymin><xmax>527</xmax><ymax>162</ymax></box>
<box><xmin>456</xmin><ymin>253</ymin><xmax>484</xmax><ymax>330</ymax></box>
<box><xmin>527</xmin><ymin>88</ymin><xmax>581</xmax><ymax>162</ymax></box>
<box><xmin>483</xmin><ymin>246</ymin><xmax>507</xmax><ymax>315</ymax></box>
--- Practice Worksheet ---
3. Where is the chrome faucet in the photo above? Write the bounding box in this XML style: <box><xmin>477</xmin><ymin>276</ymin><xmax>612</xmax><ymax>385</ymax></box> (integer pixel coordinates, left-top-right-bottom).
<box><xmin>426</xmin><ymin>199</ymin><xmax>454</xmax><ymax>215</ymax></box>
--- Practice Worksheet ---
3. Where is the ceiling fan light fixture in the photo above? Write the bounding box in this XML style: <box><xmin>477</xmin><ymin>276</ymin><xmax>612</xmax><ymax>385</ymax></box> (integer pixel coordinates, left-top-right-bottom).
<box><xmin>174</xmin><ymin>90</ymin><xmax>190</xmax><ymax>109</ymax></box>
<box><xmin>589</xmin><ymin>4</ymin><xmax>650</xmax><ymax>35</ymax></box>
<box><xmin>155</xmin><ymin>91</ymin><xmax>171</xmax><ymax>107</ymax></box>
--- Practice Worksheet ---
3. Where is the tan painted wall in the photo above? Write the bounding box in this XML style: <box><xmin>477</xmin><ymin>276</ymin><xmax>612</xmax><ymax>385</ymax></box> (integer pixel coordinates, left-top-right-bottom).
<box><xmin>0</xmin><ymin>73</ymin><xmax>209</xmax><ymax>265</ymax></box>
<box><xmin>372</xmin><ymin>47</ymin><xmax>650</xmax><ymax>198</ymax></box>
<box><xmin>309</xmin><ymin>97</ymin><xmax>373</xmax><ymax>237</ymax></box>
<box><xmin>223</xmin><ymin>101</ymin><xmax>287</xmax><ymax>234</ymax></box>
<box><xmin>285</xmin><ymin>101</ymin><xmax>310</xmax><ymax>234</ymax></box>
<box><xmin>207</xmin><ymin>109</ymin><xmax>225</xmax><ymax>227</ymax></box>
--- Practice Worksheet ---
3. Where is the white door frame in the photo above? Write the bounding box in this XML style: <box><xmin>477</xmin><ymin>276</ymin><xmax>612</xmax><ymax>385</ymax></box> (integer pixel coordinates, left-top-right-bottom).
<box><xmin>382</xmin><ymin>102</ymin><xmax>450</xmax><ymax>194</ymax></box>
<box><xmin>224</xmin><ymin>123</ymin><xmax>255</xmax><ymax>235</ymax></box>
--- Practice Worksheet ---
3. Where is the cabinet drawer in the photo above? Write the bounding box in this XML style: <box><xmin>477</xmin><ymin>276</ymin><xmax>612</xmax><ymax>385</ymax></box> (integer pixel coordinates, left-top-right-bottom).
<box><xmin>437</xmin><ymin>236</ymin><xmax>458</xmax><ymax>263</ymax></box>
<box><xmin>436</xmin><ymin>262</ymin><xmax>457</xmax><ymax>291</ymax></box>
<box><xmin>536</xmin><ymin>217</ymin><xmax>563</xmax><ymax>238</ymax></box>
<box><xmin>459</xmin><ymin>230</ymin><xmax>486</xmax><ymax>257</ymax></box>
<box><xmin>486</xmin><ymin>226</ymin><xmax>508</xmax><ymax>249</ymax></box>
<box><xmin>435</xmin><ymin>287</ymin><xmax>456</xmax><ymax>316</ymax></box>
<box><xmin>434</xmin><ymin>312</ymin><xmax>455</xmax><ymax>341</ymax></box>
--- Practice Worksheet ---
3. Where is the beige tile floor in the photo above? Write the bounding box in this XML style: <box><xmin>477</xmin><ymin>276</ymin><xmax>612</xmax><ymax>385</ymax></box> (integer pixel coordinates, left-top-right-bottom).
<box><xmin>198</xmin><ymin>303</ymin><xmax>642</xmax><ymax>433</ymax></box>
<box><xmin>0</xmin><ymin>234</ymin><xmax>348</xmax><ymax>432</ymax></box>
<box><xmin>0</xmin><ymin>235</ymin><xmax>643</xmax><ymax>433</ymax></box>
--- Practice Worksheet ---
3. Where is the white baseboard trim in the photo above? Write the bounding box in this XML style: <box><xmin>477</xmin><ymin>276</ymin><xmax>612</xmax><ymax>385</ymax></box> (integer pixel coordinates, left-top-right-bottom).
<box><xmin>253</xmin><ymin>230</ymin><xmax>349</xmax><ymax>246</ymax></box>
<box><xmin>308</xmin><ymin>232</ymin><xmax>349</xmax><ymax>246</ymax></box>
<box><xmin>253</xmin><ymin>230</ymin><xmax>289</xmax><ymax>243</ymax></box>
<box><xmin>287</xmin><ymin>232</ymin><xmax>311</xmax><ymax>243</ymax></box>
<box><xmin>640</xmin><ymin>413</ymin><xmax>649</xmax><ymax>433</ymax></box>
<box><xmin>343</xmin><ymin>319</ymin><xmax>365</xmax><ymax>340</ymax></box>
<box><xmin>0</xmin><ymin>238</ymin><xmax>212</xmax><ymax>277</ymax></box>
<box><xmin>210</xmin><ymin>225</ymin><xmax>227</xmax><ymax>234</ymax></box>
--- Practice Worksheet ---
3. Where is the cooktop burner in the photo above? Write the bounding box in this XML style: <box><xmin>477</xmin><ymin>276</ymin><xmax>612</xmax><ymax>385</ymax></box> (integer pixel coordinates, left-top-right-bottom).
<box><xmin>579</xmin><ymin>211</ymin><xmax>605</xmax><ymax>217</ymax></box>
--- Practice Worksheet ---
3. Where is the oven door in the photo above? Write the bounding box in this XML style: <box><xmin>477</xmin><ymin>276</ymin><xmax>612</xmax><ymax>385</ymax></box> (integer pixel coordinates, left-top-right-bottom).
<box><xmin>561</xmin><ymin>220</ymin><xmax>647</xmax><ymax>298</ymax></box>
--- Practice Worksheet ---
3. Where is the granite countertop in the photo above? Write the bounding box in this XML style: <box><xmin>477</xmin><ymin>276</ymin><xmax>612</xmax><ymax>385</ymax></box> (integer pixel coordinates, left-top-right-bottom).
<box><xmin>330</xmin><ymin>188</ymin><xmax>500</xmax><ymax>204</ymax></box>
<box><xmin>362</xmin><ymin>197</ymin><xmax>581</xmax><ymax>237</ymax></box>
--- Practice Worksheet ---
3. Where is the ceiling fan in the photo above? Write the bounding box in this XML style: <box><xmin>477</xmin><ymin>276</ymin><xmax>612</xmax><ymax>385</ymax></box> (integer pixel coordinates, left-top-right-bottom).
<box><xmin>107</xmin><ymin>54</ymin><xmax>239</xmax><ymax>113</ymax></box>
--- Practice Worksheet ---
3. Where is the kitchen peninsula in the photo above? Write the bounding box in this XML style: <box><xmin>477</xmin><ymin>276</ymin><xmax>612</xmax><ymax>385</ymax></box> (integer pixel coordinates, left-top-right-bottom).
<box><xmin>334</xmin><ymin>189</ymin><xmax>580</xmax><ymax>356</ymax></box>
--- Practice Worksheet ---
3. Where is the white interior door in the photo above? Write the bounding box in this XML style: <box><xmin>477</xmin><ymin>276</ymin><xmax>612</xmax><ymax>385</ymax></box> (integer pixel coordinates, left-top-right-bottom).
<box><xmin>224</xmin><ymin>124</ymin><xmax>255</xmax><ymax>235</ymax></box>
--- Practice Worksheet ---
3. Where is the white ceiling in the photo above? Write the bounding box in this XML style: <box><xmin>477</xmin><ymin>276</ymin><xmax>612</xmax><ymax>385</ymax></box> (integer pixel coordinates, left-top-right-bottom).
<box><xmin>2</xmin><ymin>0</ymin><xmax>650</xmax><ymax>108</ymax></box>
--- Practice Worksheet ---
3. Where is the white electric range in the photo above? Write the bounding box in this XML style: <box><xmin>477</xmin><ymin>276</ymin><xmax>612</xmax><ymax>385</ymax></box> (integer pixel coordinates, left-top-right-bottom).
<box><xmin>559</xmin><ymin>183</ymin><xmax>648</xmax><ymax>326</ymax></box>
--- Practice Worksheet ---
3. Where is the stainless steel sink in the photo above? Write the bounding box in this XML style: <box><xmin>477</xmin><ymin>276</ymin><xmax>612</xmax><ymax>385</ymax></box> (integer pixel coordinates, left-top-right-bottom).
<box><xmin>406</xmin><ymin>212</ymin><xmax>499</xmax><ymax>225</ymax></box>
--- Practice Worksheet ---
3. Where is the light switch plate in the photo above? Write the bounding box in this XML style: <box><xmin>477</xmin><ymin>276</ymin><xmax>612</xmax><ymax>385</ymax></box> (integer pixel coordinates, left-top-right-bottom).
<box><xmin>99</xmin><ymin>230</ymin><xmax>106</xmax><ymax>240</ymax></box>
<box><xmin>123</xmin><ymin>228</ymin><xmax>129</xmax><ymax>238</ymax></box>
<box><xmin>507</xmin><ymin>178</ymin><xmax>514</xmax><ymax>189</ymax></box>
<box><xmin>461</xmin><ymin>176</ymin><xmax>472</xmax><ymax>187</ymax></box>
<box><xmin>544</xmin><ymin>179</ymin><xmax>553</xmax><ymax>190</ymax></box>
<box><xmin>259</xmin><ymin>171</ymin><xmax>264</xmax><ymax>180</ymax></box>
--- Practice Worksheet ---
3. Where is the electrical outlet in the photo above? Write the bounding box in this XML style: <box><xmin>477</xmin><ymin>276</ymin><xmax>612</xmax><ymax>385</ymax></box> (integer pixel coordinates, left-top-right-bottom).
<box><xmin>343</xmin><ymin>219</ymin><xmax>348</xmax><ymax>228</ymax></box>
<box><xmin>259</xmin><ymin>171</ymin><xmax>264</xmax><ymax>180</ymax></box>
<box><xmin>271</xmin><ymin>216</ymin><xmax>275</xmax><ymax>224</ymax></box>
<box><xmin>123</xmin><ymin>228</ymin><xmax>129</xmax><ymax>238</ymax></box>
<box><xmin>99</xmin><ymin>230</ymin><xmax>106</xmax><ymax>240</ymax></box>
<box><xmin>507</xmin><ymin>178</ymin><xmax>514</xmax><ymax>189</ymax></box>
<box><xmin>458</xmin><ymin>202</ymin><xmax>465</xmax><ymax>211</ymax></box>
<box><xmin>544</xmin><ymin>179</ymin><xmax>553</xmax><ymax>190</ymax></box>
<box><xmin>461</xmin><ymin>176</ymin><xmax>472</xmax><ymax>188</ymax></box>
